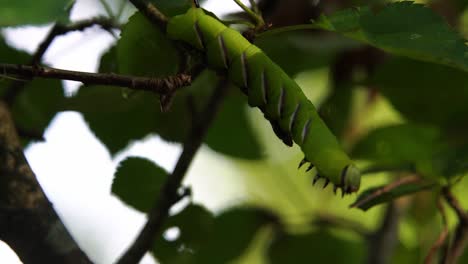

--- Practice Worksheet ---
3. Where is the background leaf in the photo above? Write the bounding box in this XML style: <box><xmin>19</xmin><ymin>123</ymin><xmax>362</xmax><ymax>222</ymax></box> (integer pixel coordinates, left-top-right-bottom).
<box><xmin>315</xmin><ymin>1</ymin><xmax>468</xmax><ymax>71</ymax></box>
<box><xmin>117</xmin><ymin>12</ymin><xmax>180</xmax><ymax>77</ymax></box>
<box><xmin>268</xmin><ymin>229</ymin><xmax>366</xmax><ymax>264</ymax></box>
<box><xmin>12</xmin><ymin>79</ymin><xmax>65</xmax><ymax>138</ymax></box>
<box><xmin>373</xmin><ymin>58</ymin><xmax>468</xmax><ymax>135</ymax></box>
<box><xmin>352</xmin><ymin>123</ymin><xmax>442</xmax><ymax>167</ymax></box>
<box><xmin>0</xmin><ymin>0</ymin><xmax>72</xmax><ymax>26</ymax></box>
<box><xmin>112</xmin><ymin>157</ymin><xmax>168</xmax><ymax>212</ymax></box>
<box><xmin>154</xmin><ymin>204</ymin><xmax>214</xmax><ymax>264</ymax></box>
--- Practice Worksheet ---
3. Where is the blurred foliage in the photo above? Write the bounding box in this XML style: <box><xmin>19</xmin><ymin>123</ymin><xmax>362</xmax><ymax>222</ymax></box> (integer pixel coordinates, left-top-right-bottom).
<box><xmin>315</xmin><ymin>1</ymin><xmax>468</xmax><ymax>72</ymax></box>
<box><xmin>112</xmin><ymin>157</ymin><xmax>169</xmax><ymax>212</ymax></box>
<box><xmin>0</xmin><ymin>0</ymin><xmax>73</xmax><ymax>26</ymax></box>
<box><xmin>2</xmin><ymin>0</ymin><xmax>468</xmax><ymax>263</ymax></box>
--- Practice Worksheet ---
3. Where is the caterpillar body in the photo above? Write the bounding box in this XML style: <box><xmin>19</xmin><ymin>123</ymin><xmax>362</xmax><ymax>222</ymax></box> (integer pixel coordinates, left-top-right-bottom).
<box><xmin>167</xmin><ymin>8</ymin><xmax>360</xmax><ymax>194</ymax></box>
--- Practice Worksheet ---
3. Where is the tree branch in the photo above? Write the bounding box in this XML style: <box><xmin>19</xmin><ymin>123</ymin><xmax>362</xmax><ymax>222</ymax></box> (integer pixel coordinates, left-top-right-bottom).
<box><xmin>442</xmin><ymin>188</ymin><xmax>468</xmax><ymax>264</ymax></box>
<box><xmin>424</xmin><ymin>197</ymin><xmax>449</xmax><ymax>264</ymax></box>
<box><xmin>0</xmin><ymin>63</ymin><xmax>191</xmax><ymax>94</ymax></box>
<box><xmin>366</xmin><ymin>202</ymin><xmax>403</xmax><ymax>264</ymax></box>
<box><xmin>116</xmin><ymin>78</ymin><xmax>230</xmax><ymax>264</ymax></box>
<box><xmin>4</xmin><ymin>17</ymin><xmax>119</xmax><ymax>104</ymax></box>
<box><xmin>128</xmin><ymin>0</ymin><xmax>168</xmax><ymax>29</ymax></box>
<box><xmin>0</xmin><ymin>101</ymin><xmax>92</xmax><ymax>263</ymax></box>
<box><xmin>31</xmin><ymin>17</ymin><xmax>119</xmax><ymax>65</ymax></box>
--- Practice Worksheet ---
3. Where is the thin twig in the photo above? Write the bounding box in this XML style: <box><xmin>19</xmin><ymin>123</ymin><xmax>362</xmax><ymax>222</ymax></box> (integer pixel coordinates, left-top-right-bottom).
<box><xmin>366</xmin><ymin>202</ymin><xmax>403</xmax><ymax>264</ymax></box>
<box><xmin>31</xmin><ymin>17</ymin><xmax>118</xmax><ymax>65</ymax></box>
<box><xmin>128</xmin><ymin>0</ymin><xmax>168</xmax><ymax>29</ymax></box>
<box><xmin>424</xmin><ymin>197</ymin><xmax>449</xmax><ymax>264</ymax></box>
<box><xmin>350</xmin><ymin>176</ymin><xmax>423</xmax><ymax>209</ymax></box>
<box><xmin>116</xmin><ymin>78</ymin><xmax>230</xmax><ymax>264</ymax></box>
<box><xmin>442</xmin><ymin>188</ymin><xmax>468</xmax><ymax>264</ymax></box>
<box><xmin>4</xmin><ymin>17</ymin><xmax>119</xmax><ymax>104</ymax></box>
<box><xmin>233</xmin><ymin>0</ymin><xmax>265</xmax><ymax>27</ymax></box>
<box><xmin>0</xmin><ymin>63</ymin><xmax>191</xmax><ymax>94</ymax></box>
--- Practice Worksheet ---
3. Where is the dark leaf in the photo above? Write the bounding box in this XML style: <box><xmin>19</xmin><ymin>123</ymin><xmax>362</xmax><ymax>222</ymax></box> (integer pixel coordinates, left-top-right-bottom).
<box><xmin>112</xmin><ymin>157</ymin><xmax>168</xmax><ymax>212</ymax></box>
<box><xmin>255</xmin><ymin>32</ymin><xmax>361</xmax><ymax>76</ymax></box>
<box><xmin>117</xmin><ymin>12</ymin><xmax>180</xmax><ymax>77</ymax></box>
<box><xmin>154</xmin><ymin>204</ymin><xmax>214</xmax><ymax>264</ymax></box>
<box><xmin>268</xmin><ymin>229</ymin><xmax>366</xmax><ymax>264</ymax></box>
<box><xmin>12</xmin><ymin>79</ymin><xmax>64</xmax><ymax>141</ymax></box>
<box><xmin>374</xmin><ymin>58</ymin><xmax>468</xmax><ymax>133</ymax></box>
<box><xmin>205</xmin><ymin>87</ymin><xmax>264</xmax><ymax>160</ymax></box>
<box><xmin>315</xmin><ymin>1</ymin><xmax>468</xmax><ymax>71</ymax></box>
<box><xmin>352</xmin><ymin>123</ymin><xmax>442</xmax><ymax>167</ymax></box>
<box><xmin>194</xmin><ymin>207</ymin><xmax>277</xmax><ymax>263</ymax></box>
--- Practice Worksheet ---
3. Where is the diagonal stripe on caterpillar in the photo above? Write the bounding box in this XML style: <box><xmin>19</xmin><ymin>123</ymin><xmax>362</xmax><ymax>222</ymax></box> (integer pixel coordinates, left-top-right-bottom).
<box><xmin>167</xmin><ymin>8</ymin><xmax>360</xmax><ymax>195</ymax></box>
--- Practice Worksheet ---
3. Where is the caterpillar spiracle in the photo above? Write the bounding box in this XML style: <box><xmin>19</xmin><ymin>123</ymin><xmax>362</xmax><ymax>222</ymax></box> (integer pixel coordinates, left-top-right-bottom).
<box><xmin>167</xmin><ymin>8</ymin><xmax>360</xmax><ymax>195</ymax></box>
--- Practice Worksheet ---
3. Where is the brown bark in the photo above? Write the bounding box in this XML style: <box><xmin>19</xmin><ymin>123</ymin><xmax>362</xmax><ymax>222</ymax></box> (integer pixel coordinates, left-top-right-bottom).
<box><xmin>0</xmin><ymin>101</ymin><xmax>92</xmax><ymax>264</ymax></box>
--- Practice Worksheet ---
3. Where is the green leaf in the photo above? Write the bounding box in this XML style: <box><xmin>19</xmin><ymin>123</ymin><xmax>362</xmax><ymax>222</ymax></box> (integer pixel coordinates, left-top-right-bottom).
<box><xmin>12</xmin><ymin>79</ymin><xmax>64</xmax><ymax>140</ymax></box>
<box><xmin>268</xmin><ymin>229</ymin><xmax>366</xmax><ymax>264</ymax></box>
<box><xmin>319</xmin><ymin>83</ymin><xmax>354</xmax><ymax>138</ymax></box>
<box><xmin>315</xmin><ymin>1</ymin><xmax>468</xmax><ymax>72</ymax></box>
<box><xmin>0</xmin><ymin>36</ymin><xmax>31</xmax><ymax>97</ymax></box>
<box><xmin>66</xmin><ymin>85</ymin><xmax>161</xmax><ymax>154</ymax></box>
<box><xmin>255</xmin><ymin>32</ymin><xmax>361</xmax><ymax>76</ymax></box>
<box><xmin>66</xmin><ymin>46</ymin><xmax>183</xmax><ymax>154</ymax></box>
<box><xmin>117</xmin><ymin>12</ymin><xmax>180</xmax><ymax>77</ymax></box>
<box><xmin>148</xmin><ymin>0</ymin><xmax>203</xmax><ymax>16</ymax></box>
<box><xmin>112</xmin><ymin>157</ymin><xmax>168</xmax><ymax>212</ymax></box>
<box><xmin>373</xmin><ymin>58</ymin><xmax>468</xmax><ymax>133</ymax></box>
<box><xmin>351</xmin><ymin>180</ymin><xmax>435</xmax><ymax>211</ymax></box>
<box><xmin>154</xmin><ymin>204</ymin><xmax>214</xmax><ymax>264</ymax></box>
<box><xmin>194</xmin><ymin>207</ymin><xmax>276</xmax><ymax>263</ymax></box>
<box><xmin>352</xmin><ymin>123</ymin><xmax>442</xmax><ymax>167</ymax></box>
<box><xmin>205</xmin><ymin>88</ymin><xmax>264</xmax><ymax>160</ymax></box>
<box><xmin>0</xmin><ymin>0</ymin><xmax>73</xmax><ymax>26</ymax></box>
<box><xmin>417</xmin><ymin>144</ymin><xmax>468</xmax><ymax>180</ymax></box>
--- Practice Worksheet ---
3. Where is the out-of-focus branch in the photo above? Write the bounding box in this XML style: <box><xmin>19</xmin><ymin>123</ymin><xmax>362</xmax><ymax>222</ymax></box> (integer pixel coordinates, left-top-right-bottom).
<box><xmin>0</xmin><ymin>101</ymin><xmax>92</xmax><ymax>263</ymax></box>
<box><xmin>4</xmin><ymin>17</ymin><xmax>119</xmax><ymax>104</ymax></box>
<box><xmin>424</xmin><ymin>197</ymin><xmax>449</xmax><ymax>264</ymax></box>
<box><xmin>128</xmin><ymin>0</ymin><xmax>168</xmax><ymax>29</ymax></box>
<box><xmin>366</xmin><ymin>202</ymin><xmax>403</xmax><ymax>264</ymax></box>
<box><xmin>116</xmin><ymin>78</ymin><xmax>230</xmax><ymax>264</ymax></box>
<box><xmin>0</xmin><ymin>63</ymin><xmax>191</xmax><ymax>95</ymax></box>
<box><xmin>442</xmin><ymin>188</ymin><xmax>468</xmax><ymax>264</ymax></box>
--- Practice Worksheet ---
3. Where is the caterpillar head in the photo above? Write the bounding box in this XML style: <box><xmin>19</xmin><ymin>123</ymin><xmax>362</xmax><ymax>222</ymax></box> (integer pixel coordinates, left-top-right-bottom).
<box><xmin>341</xmin><ymin>164</ymin><xmax>361</xmax><ymax>194</ymax></box>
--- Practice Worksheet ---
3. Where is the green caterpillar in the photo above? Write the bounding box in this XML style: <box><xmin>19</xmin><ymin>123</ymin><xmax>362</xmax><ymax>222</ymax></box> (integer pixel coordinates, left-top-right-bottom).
<box><xmin>167</xmin><ymin>8</ymin><xmax>360</xmax><ymax>195</ymax></box>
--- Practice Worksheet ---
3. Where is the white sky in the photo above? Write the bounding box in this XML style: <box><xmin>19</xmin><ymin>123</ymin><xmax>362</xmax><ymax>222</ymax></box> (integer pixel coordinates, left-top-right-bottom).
<box><xmin>0</xmin><ymin>0</ymin><xmax>249</xmax><ymax>263</ymax></box>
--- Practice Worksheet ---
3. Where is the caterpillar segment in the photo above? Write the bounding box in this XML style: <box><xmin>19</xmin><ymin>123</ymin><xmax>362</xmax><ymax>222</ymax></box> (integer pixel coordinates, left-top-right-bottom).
<box><xmin>167</xmin><ymin>8</ymin><xmax>361</xmax><ymax>195</ymax></box>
